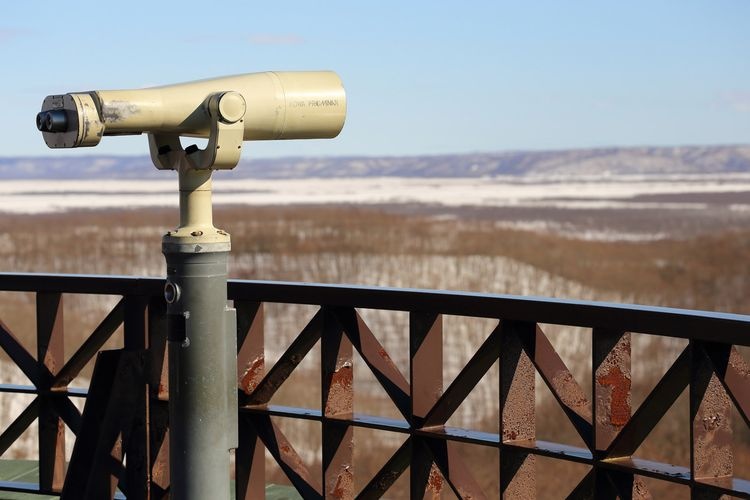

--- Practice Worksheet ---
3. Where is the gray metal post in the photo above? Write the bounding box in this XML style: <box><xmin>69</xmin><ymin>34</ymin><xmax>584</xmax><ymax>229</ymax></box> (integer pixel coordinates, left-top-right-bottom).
<box><xmin>163</xmin><ymin>242</ymin><xmax>237</xmax><ymax>499</ymax></box>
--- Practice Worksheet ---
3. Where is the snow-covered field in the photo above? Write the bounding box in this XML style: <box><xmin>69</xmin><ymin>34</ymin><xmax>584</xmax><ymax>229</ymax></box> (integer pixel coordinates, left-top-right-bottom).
<box><xmin>3</xmin><ymin>174</ymin><xmax>750</xmax><ymax>213</ymax></box>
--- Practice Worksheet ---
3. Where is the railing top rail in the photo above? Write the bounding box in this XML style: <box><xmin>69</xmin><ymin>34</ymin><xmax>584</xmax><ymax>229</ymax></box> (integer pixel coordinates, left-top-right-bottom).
<box><xmin>228</xmin><ymin>280</ymin><xmax>750</xmax><ymax>344</ymax></box>
<box><xmin>0</xmin><ymin>273</ymin><xmax>162</xmax><ymax>296</ymax></box>
<box><xmin>1</xmin><ymin>272</ymin><xmax>749</xmax><ymax>344</ymax></box>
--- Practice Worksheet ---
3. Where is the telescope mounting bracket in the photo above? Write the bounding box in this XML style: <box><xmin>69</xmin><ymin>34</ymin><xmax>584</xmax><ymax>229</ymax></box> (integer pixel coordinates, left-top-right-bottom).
<box><xmin>148</xmin><ymin>91</ymin><xmax>246</xmax><ymax>172</ymax></box>
<box><xmin>148</xmin><ymin>91</ymin><xmax>246</xmax><ymax>248</ymax></box>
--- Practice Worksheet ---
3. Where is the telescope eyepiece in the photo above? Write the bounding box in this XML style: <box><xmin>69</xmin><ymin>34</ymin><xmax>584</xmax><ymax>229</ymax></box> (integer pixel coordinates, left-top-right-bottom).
<box><xmin>36</xmin><ymin>110</ymin><xmax>69</xmax><ymax>133</ymax></box>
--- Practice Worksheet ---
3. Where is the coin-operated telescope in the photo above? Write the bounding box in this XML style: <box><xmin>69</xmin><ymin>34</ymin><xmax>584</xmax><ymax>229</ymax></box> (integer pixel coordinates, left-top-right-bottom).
<box><xmin>37</xmin><ymin>71</ymin><xmax>346</xmax><ymax>500</ymax></box>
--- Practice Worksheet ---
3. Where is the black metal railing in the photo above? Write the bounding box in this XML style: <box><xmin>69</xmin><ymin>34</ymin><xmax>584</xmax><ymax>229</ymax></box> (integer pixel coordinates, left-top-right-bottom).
<box><xmin>0</xmin><ymin>273</ymin><xmax>748</xmax><ymax>499</ymax></box>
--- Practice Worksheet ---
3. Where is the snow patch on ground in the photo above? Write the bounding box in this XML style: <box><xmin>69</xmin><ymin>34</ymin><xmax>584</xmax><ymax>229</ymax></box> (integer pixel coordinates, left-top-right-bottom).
<box><xmin>2</xmin><ymin>174</ymin><xmax>750</xmax><ymax>214</ymax></box>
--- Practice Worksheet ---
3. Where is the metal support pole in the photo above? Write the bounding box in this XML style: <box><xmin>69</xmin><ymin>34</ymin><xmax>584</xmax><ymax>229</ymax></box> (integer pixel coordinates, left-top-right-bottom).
<box><xmin>163</xmin><ymin>169</ymin><xmax>237</xmax><ymax>500</ymax></box>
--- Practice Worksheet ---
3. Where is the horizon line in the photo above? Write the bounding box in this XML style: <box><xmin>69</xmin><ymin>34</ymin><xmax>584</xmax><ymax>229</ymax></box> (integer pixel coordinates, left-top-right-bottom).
<box><xmin>1</xmin><ymin>142</ymin><xmax>749</xmax><ymax>161</ymax></box>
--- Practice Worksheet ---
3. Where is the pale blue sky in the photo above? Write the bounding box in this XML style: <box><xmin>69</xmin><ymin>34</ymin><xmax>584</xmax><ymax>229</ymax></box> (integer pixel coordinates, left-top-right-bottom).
<box><xmin>1</xmin><ymin>1</ymin><xmax>748</xmax><ymax>158</ymax></box>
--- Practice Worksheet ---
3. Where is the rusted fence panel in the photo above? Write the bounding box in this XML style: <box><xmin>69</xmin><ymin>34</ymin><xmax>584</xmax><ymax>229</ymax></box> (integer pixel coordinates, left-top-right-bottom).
<box><xmin>0</xmin><ymin>273</ymin><xmax>748</xmax><ymax>498</ymax></box>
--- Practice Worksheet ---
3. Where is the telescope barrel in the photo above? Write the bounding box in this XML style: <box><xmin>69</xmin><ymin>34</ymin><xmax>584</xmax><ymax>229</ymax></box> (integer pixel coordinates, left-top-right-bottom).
<box><xmin>37</xmin><ymin>71</ymin><xmax>346</xmax><ymax>148</ymax></box>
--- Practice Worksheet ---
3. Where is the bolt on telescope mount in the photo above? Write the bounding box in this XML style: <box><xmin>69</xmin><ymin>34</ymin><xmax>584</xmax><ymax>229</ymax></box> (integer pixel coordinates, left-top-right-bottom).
<box><xmin>35</xmin><ymin>71</ymin><xmax>346</xmax><ymax>499</ymax></box>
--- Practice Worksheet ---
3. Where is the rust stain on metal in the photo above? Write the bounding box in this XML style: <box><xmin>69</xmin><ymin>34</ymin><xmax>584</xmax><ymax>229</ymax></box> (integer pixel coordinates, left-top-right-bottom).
<box><xmin>330</xmin><ymin>465</ymin><xmax>354</xmax><ymax>499</ymax></box>
<box><xmin>272</xmin><ymin>426</ymin><xmax>321</xmax><ymax>494</ymax></box>
<box><xmin>351</xmin><ymin>311</ymin><xmax>410</xmax><ymax>396</ymax></box>
<box><xmin>729</xmin><ymin>347</ymin><xmax>750</xmax><ymax>377</ymax></box>
<box><xmin>596</xmin><ymin>364</ymin><xmax>631</xmax><ymax>427</ymax></box>
<box><xmin>693</xmin><ymin>372</ymin><xmax>733</xmax><ymax>480</ymax></box>
<box><xmin>444</xmin><ymin>440</ymin><xmax>488</xmax><ymax>499</ymax></box>
<box><xmin>502</xmin><ymin>454</ymin><xmax>536</xmax><ymax>499</ymax></box>
<box><xmin>533</xmin><ymin>325</ymin><xmax>591</xmax><ymax>423</ymax></box>
<box><xmin>157</xmin><ymin>380</ymin><xmax>169</xmax><ymax>400</ymax></box>
<box><xmin>427</xmin><ymin>464</ymin><xmax>443</xmax><ymax>497</ymax></box>
<box><xmin>594</xmin><ymin>330</ymin><xmax>632</xmax><ymax>451</ymax></box>
<box><xmin>239</xmin><ymin>355</ymin><xmax>264</xmax><ymax>394</ymax></box>
<box><xmin>278</xmin><ymin>440</ymin><xmax>312</xmax><ymax>478</ymax></box>
<box><xmin>694</xmin><ymin>438</ymin><xmax>733</xmax><ymax>479</ymax></box>
<box><xmin>378</xmin><ymin>346</ymin><xmax>391</xmax><ymax>360</ymax></box>
<box><xmin>44</xmin><ymin>352</ymin><xmax>58</xmax><ymax>373</ymax></box>
<box><xmin>725</xmin><ymin>347</ymin><xmax>750</xmax><ymax>419</ymax></box>
<box><xmin>551</xmin><ymin>370</ymin><xmax>591</xmax><ymax>418</ymax></box>
<box><xmin>457</xmin><ymin>487</ymin><xmax>475</xmax><ymax>499</ymax></box>
<box><xmin>502</xmin><ymin>344</ymin><xmax>535</xmax><ymax>442</ymax></box>
<box><xmin>632</xmin><ymin>477</ymin><xmax>652</xmax><ymax>499</ymax></box>
<box><xmin>151</xmin><ymin>433</ymin><xmax>170</xmax><ymax>488</ymax></box>
<box><xmin>325</xmin><ymin>364</ymin><xmax>353</xmax><ymax>416</ymax></box>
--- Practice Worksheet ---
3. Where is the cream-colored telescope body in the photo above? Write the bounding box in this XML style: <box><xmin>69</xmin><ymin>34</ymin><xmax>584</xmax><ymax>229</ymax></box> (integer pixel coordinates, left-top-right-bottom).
<box><xmin>36</xmin><ymin>71</ymin><xmax>346</xmax><ymax>149</ymax></box>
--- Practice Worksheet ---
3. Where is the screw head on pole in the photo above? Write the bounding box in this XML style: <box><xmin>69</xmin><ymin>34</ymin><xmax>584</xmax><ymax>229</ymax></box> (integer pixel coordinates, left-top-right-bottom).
<box><xmin>164</xmin><ymin>281</ymin><xmax>181</xmax><ymax>304</ymax></box>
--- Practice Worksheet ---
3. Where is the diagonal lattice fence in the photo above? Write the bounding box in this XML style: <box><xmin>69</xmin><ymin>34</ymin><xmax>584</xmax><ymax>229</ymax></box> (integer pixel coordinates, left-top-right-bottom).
<box><xmin>0</xmin><ymin>273</ymin><xmax>748</xmax><ymax>498</ymax></box>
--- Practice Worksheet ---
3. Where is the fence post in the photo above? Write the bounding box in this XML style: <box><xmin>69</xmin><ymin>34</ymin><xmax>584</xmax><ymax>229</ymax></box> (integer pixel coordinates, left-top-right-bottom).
<box><xmin>500</xmin><ymin>320</ymin><xmax>536</xmax><ymax>499</ymax></box>
<box><xmin>36</xmin><ymin>292</ymin><xmax>65</xmax><ymax>493</ymax></box>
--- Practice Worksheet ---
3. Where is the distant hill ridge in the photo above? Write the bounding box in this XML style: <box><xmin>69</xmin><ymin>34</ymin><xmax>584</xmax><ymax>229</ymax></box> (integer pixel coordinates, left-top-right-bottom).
<box><xmin>2</xmin><ymin>145</ymin><xmax>750</xmax><ymax>179</ymax></box>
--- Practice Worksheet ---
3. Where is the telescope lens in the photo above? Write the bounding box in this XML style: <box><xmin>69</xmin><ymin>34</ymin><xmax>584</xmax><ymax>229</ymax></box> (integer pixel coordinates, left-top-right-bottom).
<box><xmin>36</xmin><ymin>112</ymin><xmax>46</xmax><ymax>131</ymax></box>
<box><xmin>45</xmin><ymin>110</ymin><xmax>69</xmax><ymax>132</ymax></box>
<box><xmin>37</xmin><ymin>110</ymin><xmax>69</xmax><ymax>133</ymax></box>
